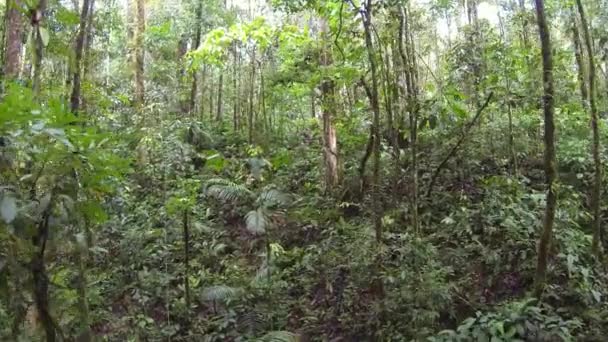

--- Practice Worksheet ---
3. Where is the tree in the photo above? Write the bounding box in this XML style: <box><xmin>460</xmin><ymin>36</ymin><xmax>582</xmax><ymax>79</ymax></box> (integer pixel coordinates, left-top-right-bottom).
<box><xmin>3</xmin><ymin>0</ymin><xmax>24</xmax><ymax>79</ymax></box>
<box><xmin>574</xmin><ymin>0</ymin><xmax>602</xmax><ymax>257</ymax></box>
<box><xmin>319</xmin><ymin>18</ymin><xmax>340</xmax><ymax>192</ymax></box>
<box><xmin>533</xmin><ymin>0</ymin><xmax>558</xmax><ymax>298</ymax></box>
<box><xmin>134</xmin><ymin>0</ymin><xmax>146</xmax><ymax>109</ymax></box>
<box><xmin>70</xmin><ymin>0</ymin><xmax>94</xmax><ymax>114</ymax></box>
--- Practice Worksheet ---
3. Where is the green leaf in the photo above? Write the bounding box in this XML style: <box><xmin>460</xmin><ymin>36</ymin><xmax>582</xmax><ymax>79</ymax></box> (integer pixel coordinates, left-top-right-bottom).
<box><xmin>38</xmin><ymin>26</ymin><xmax>50</xmax><ymax>47</ymax></box>
<box><xmin>0</xmin><ymin>194</ymin><xmax>17</xmax><ymax>224</ymax></box>
<box><xmin>202</xmin><ymin>285</ymin><xmax>241</xmax><ymax>302</ymax></box>
<box><xmin>258</xmin><ymin>331</ymin><xmax>299</xmax><ymax>342</ymax></box>
<box><xmin>246</xmin><ymin>208</ymin><xmax>267</xmax><ymax>234</ymax></box>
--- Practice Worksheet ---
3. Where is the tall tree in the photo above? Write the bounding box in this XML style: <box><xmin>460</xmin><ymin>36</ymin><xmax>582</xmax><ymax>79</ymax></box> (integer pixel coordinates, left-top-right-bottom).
<box><xmin>31</xmin><ymin>0</ymin><xmax>48</xmax><ymax>98</ymax></box>
<box><xmin>362</xmin><ymin>0</ymin><xmax>382</xmax><ymax>244</ymax></box>
<box><xmin>534</xmin><ymin>0</ymin><xmax>558</xmax><ymax>298</ymax></box>
<box><xmin>3</xmin><ymin>0</ymin><xmax>24</xmax><ymax>79</ymax></box>
<box><xmin>70</xmin><ymin>0</ymin><xmax>94</xmax><ymax>114</ymax></box>
<box><xmin>134</xmin><ymin>0</ymin><xmax>146</xmax><ymax>109</ymax></box>
<box><xmin>574</xmin><ymin>0</ymin><xmax>602</xmax><ymax>256</ymax></box>
<box><xmin>189</xmin><ymin>0</ymin><xmax>204</xmax><ymax>114</ymax></box>
<box><xmin>319</xmin><ymin>18</ymin><xmax>340</xmax><ymax>192</ymax></box>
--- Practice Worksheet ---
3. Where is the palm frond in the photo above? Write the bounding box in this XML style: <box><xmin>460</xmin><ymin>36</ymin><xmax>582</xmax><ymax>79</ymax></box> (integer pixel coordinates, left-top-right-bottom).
<box><xmin>246</xmin><ymin>208</ymin><xmax>268</xmax><ymax>234</ymax></box>
<box><xmin>257</xmin><ymin>186</ymin><xmax>290</xmax><ymax>208</ymax></box>
<box><xmin>205</xmin><ymin>178</ymin><xmax>253</xmax><ymax>203</ymax></box>
<box><xmin>201</xmin><ymin>285</ymin><xmax>242</xmax><ymax>302</ymax></box>
<box><xmin>258</xmin><ymin>331</ymin><xmax>300</xmax><ymax>342</ymax></box>
<box><xmin>238</xmin><ymin>310</ymin><xmax>266</xmax><ymax>334</ymax></box>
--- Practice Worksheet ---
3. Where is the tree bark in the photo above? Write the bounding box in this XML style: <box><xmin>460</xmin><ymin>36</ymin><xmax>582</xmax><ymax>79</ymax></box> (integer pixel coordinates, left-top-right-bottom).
<box><xmin>575</xmin><ymin>0</ymin><xmax>602</xmax><ymax>257</ymax></box>
<box><xmin>571</xmin><ymin>15</ymin><xmax>588</xmax><ymax>110</ymax></box>
<box><xmin>3</xmin><ymin>0</ymin><xmax>24</xmax><ymax>79</ymax></box>
<box><xmin>31</xmin><ymin>0</ymin><xmax>48</xmax><ymax>99</ymax></box>
<box><xmin>190</xmin><ymin>0</ymin><xmax>203</xmax><ymax>115</ymax></box>
<box><xmin>81</xmin><ymin>0</ymin><xmax>96</xmax><ymax>112</ymax></box>
<box><xmin>216</xmin><ymin>73</ymin><xmax>223</xmax><ymax>122</ymax></box>
<box><xmin>319</xmin><ymin>19</ymin><xmax>339</xmax><ymax>192</ymax></box>
<box><xmin>398</xmin><ymin>4</ymin><xmax>419</xmax><ymax>233</ymax></box>
<box><xmin>134</xmin><ymin>0</ymin><xmax>145</xmax><ymax>109</ymax></box>
<box><xmin>362</xmin><ymin>0</ymin><xmax>382</xmax><ymax>244</ymax></box>
<box><xmin>70</xmin><ymin>0</ymin><xmax>94</xmax><ymax>114</ymax></box>
<box><xmin>534</xmin><ymin>0</ymin><xmax>558</xmax><ymax>299</ymax></box>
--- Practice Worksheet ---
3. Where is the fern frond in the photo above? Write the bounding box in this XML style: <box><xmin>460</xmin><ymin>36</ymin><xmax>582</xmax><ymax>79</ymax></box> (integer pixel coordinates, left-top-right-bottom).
<box><xmin>258</xmin><ymin>331</ymin><xmax>299</xmax><ymax>342</ymax></box>
<box><xmin>239</xmin><ymin>310</ymin><xmax>266</xmax><ymax>334</ymax></box>
<box><xmin>257</xmin><ymin>187</ymin><xmax>290</xmax><ymax>208</ymax></box>
<box><xmin>246</xmin><ymin>208</ymin><xmax>268</xmax><ymax>234</ymax></box>
<box><xmin>205</xmin><ymin>178</ymin><xmax>253</xmax><ymax>203</ymax></box>
<box><xmin>201</xmin><ymin>285</ymin><xmax>242</xmax><ymax>302</ymax></box>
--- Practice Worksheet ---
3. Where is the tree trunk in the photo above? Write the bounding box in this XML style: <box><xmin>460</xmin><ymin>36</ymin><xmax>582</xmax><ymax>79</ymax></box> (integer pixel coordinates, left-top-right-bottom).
<box><xmin>248</xmin><ymin>48</ymin><xmax>256</xmax><ymax>143</ymax></box>
<box><xmin>232</xmin><ymin>42</ymin><xmax>239</xmax><ymax>131</ymax></box>
<box><xmin>190</xmin><ymin>0</ymin><xmax>203</xmax><ymax>115</ymax></box>
<box><xmin>571</xmin><ymin>13</ymin><xmax>588</xmax><ymax>110</ymax></box>
<box><xmin>183</xmin><ymin>209</ymin><xmax>191</xmax><ymax>327</ymax></box>
<box><xmin>32</xmin><ymin>203</ymin><xmax>57</xmax><ymax>342</ymax></box>
<box><xmin>70</xmin><ymin>0</ymin><xmax>93</xmax><ymax>114</ymax></box>
<box><xmin>81</xmin><ymin>0</ymin><xmax>96</xmax><ymax>112</ymax></box>
<box><xmin>362</xmin><ymin>0</ymin><xmax>382</xmax><ymax>244</ymax></box>
<box><xmin>575</xmin><ymin>0</ymin><xmax>602</xmax><ymax>257</ymax></box>
<box><xmin>31</xmin><ymin>0</ymin><xmax>48</xmax><ymax>99</ymax></box>
<box><xmin>533</xmin><ymin>0</ymin><xmax>558</xmax><ymax>299</ymax></box>
<box><xmin>398</xmin><ymin>5</ymin><xmax>419</xmax><ymax>233</ymax></box>
<box><xmin>177</xmin><ymin>35</ymin><xmax>188</xmax><ymax>113</ymax></box>
<box><xmin>216</xmin><ymin>73</ymin><xmax>223</xmax><ymax>122</ymax></box>
<box><xmin>134</xmin><ymin>0</ymin><xmax>145</xmax><ymax>109</ymax></box>
<box><xmin>319</xmin><ymin>19</ymin><xmax>339</xmax><ymax>192</ymax></box>
<box><xmin>3</xmin><ymin>0</ymin><xmax>24</xmax><ymax>79</ymax></box>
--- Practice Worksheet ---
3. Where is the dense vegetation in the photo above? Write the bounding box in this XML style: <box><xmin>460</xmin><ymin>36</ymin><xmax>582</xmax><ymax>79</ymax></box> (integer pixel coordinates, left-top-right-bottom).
<box><xmin>1</xmin><ymin>0</ymin><xmax>608</xmax><ymax>340</ymax></box>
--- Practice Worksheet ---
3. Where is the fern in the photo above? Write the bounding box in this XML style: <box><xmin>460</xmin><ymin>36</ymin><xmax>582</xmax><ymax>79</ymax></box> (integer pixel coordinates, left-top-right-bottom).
<box><xmin>246</xmin><ymin>208</ymin><xmax>268</xmax><ymax>234</ymax></box>
<box><xmin>205</xmin><ymin>178</ymin><xmax>253</xmax><ymax>202</ymax></box>
<box><xmin>201</xmin><ymin>285</ymin><xmax>242</xmax><ymax>302</ymax></box>
<box><xmin>257</xmin><ymin>186</ymin><xmax>290</xmax><ymax>208</ymax></box>
<box><xmin>258</xmin><ymin>331</ymin><xmax>299</xmax><ymax>342</ymax></box>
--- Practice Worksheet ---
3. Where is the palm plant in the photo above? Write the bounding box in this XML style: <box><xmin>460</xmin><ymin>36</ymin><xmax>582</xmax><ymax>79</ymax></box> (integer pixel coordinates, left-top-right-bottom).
<box><xmin>204</xmin><ymin>178</ymin><xmax>291</xmax><ymax>281</ymax></box>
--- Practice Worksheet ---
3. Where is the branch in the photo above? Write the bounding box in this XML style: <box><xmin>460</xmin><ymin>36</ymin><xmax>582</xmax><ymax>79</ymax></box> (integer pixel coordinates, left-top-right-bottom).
<box><xmin>425</xmin><ymin>92</ymin><xmax>494</xmax><ymax>198</ymax></box>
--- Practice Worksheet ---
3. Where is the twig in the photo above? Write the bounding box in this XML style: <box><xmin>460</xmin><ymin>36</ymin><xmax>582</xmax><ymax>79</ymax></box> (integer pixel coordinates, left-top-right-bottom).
<box><xmin>425</xmin><ymin>92</ymin><xmax>494</xmax><ymax>198</ymax></box>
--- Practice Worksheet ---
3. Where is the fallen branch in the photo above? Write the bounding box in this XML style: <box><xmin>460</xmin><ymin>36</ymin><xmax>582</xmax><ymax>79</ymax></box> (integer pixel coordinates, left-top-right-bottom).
<box><xmin>425</xmin><ymin>92</ymin><xmax>494</xmax><ymax>198</ymax></box>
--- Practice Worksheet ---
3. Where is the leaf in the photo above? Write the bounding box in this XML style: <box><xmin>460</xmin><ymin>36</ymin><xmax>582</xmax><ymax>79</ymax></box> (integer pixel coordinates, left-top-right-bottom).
<box><xmin>202</xmin><ymin>285</ymin><xmax>241</xmax><ymax>302</ymax></box>
<box><xmin>38</xmin><ymin>26</ymin><xmax>50</xmax><ymax>47</ymax></box>
<box><xmin>258</xmin><ymin>331</ymin><xmax>299</xmax><ymax>342</ymax></box>
<box><xmin>246</xmin><ymin>208</ymin><xmax>267</xmax><ymax>234</ymax></box>
<box><xmin>0</xmin><ymin>194</ymin><xmax>17</xmax><ymax>224</ymax></box>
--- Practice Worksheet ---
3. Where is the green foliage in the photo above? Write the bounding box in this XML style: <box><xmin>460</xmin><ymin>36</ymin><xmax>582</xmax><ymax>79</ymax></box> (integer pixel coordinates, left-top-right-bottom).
<box><xmin>431</xmin><ymin>299</ymin><xmax>583</xmax><ymax>342</ymax></box>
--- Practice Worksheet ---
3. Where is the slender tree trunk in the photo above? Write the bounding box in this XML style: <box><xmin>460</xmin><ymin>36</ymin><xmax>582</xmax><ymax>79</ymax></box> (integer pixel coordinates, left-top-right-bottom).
<box><xmin>183</xmin><ymin>209</ymin><xmax>191</xmax><ymax>327</ymax></box>
<box><xmin>362</xmin><ymin>0</ymin><xmax>382</xmax><ymax>244</ymax></box>
<box><xmin>575</xmin><ymin>0</ymin><xmax>602</xmax><ymax>257</ymax></box>
<box><xmin>319</xmin><ymin>19</ymin><xmax>339</xmax><ymax>192</ymax></box>
<box><xmin>534</xmin><ymin>0</ymin><xmax>558</xmax><ymax>298</ymax></box>
<box><xmin>398</xmin><ymin>5</ymin><xmax>419</xmax><ymax>233</ymax></box>
<box><xmin>232</xmin><ymin>43</ymin><xmax>239</xmax><ymax>131</ymax></box>
<box><xmin>81</xmin><ymin>0</ymin><xmax>96</xmax><ymax>112</ymax></box>
<box><xmin>134</xmin><ymin>0</ymin><xmax>145</xmax><ymax>109</ymax></box>
<box><xmin>248</xmin><ymin>48</ymin><xmax>256</xmax><ymax>143</ymax></box>
<box><xmin>571</xmin><ymin>14</ymin><xmax>588</xmax><ymax>110</ymax></box>
<box><xmin>32</xmin><ymin>202</ymin><xmax>57</xmax><ymax>342</ymax></box>
<box><xmin>75</xmin><ymin>230</ymin><xmax>92</xmax><ymax>342</ymax></box>
<box><xmin>200</xmin><ymin>64</ymin><xmax>207</xmax><ymax>119</ymax></box>
<box><xmin>3</xmin><ymin>0</ymin><xmax>24</xmax><ymax>79</ymax></box>
<box><xmin>177</xmin><ymin>35</ymin><xmax>188</xmax><ymax>113</ymax></box>
<box><xmin>70</xmin><ymin>0</ymin><xmax>93</xmax><ymax>114</ymax></box>
<box><xmin>216</xmin><ymin>73</ymin><xmax>223</xmax><ymax>122</ymax></box>
<box><xmin>189</xmin><ymin>0</ymin><xmax>203</xmax><ymax>114</ymax></box>
<box><xmin>31</xmin><ymin>0</ymin><xmax>48</xmax><ymax>99</ymax></box>
<box><xmin>260</xmin><ymin>65</ymin><xmax>267</xmax><ymax>132</ymax></box>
